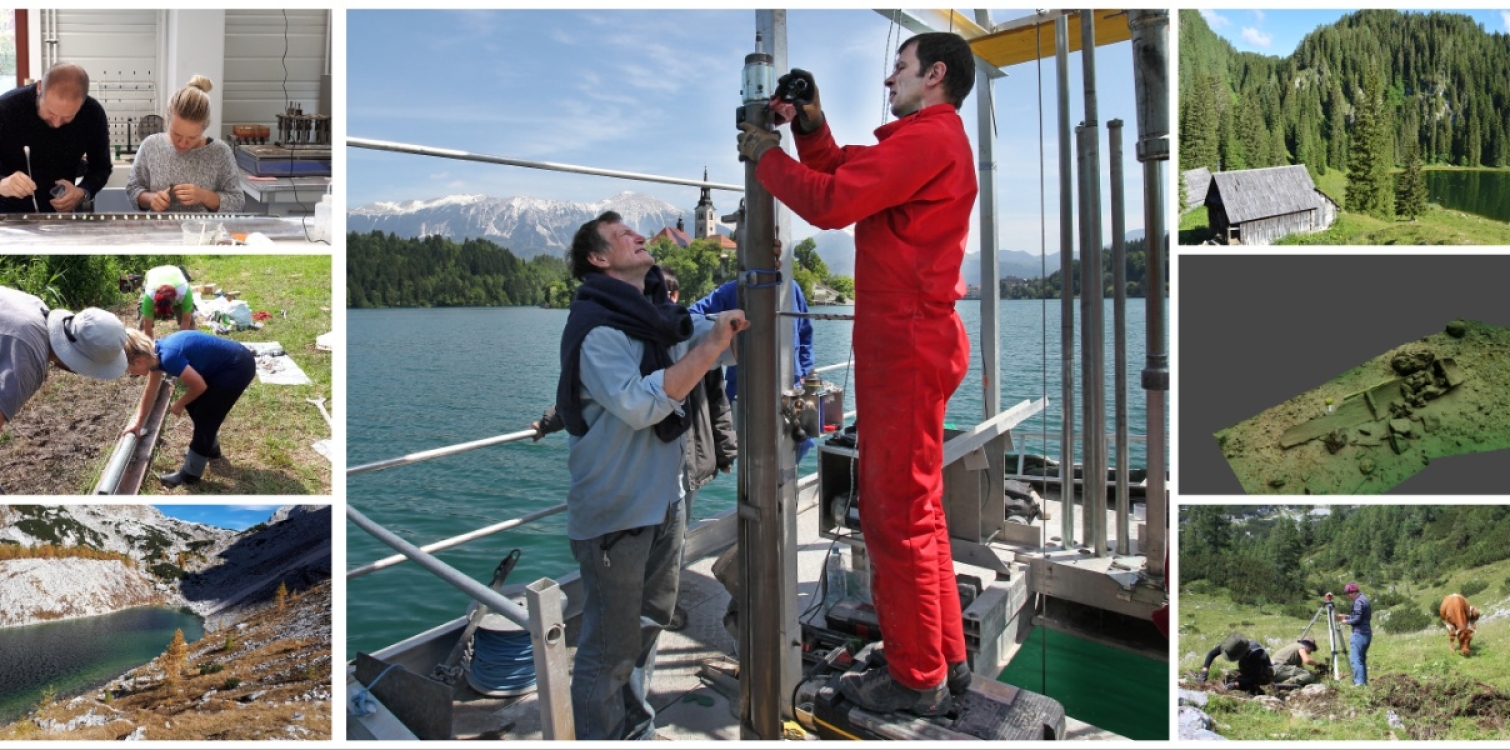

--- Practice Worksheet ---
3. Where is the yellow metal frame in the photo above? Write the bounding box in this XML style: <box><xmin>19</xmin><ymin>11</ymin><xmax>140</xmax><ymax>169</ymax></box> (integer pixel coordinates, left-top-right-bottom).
<box><xmin>968</xmin><ymin>10</ymin><xmax>1131</xmax><ymax>70</ymax></box>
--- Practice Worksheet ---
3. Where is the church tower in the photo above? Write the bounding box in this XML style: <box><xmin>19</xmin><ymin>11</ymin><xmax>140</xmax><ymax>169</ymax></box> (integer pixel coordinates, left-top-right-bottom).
<box><xmin>693</xmin><ymin>167</ymin><xmax>717</xmax><ymax>240</ymax></box>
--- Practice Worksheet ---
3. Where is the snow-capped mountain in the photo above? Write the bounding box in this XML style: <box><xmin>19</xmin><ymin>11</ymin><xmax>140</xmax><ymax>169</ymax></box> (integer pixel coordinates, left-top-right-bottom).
<box><xmin>348</xmin><ymin>191</ymin><xmax>689</xmax><ymax>259</ymax></box>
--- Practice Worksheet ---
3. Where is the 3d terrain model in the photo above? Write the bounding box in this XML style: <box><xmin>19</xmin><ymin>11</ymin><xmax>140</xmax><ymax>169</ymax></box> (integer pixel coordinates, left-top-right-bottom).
<box><xmin>1215</xmin><ymin>319</ymin><xmax>1510</xmax><ymax>494</ymax></box>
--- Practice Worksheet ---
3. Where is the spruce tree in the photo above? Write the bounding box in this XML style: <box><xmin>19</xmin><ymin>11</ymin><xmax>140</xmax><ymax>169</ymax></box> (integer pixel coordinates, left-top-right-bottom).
<box><xmin>1346</xmin><ymin>69</ymin><xmax>1395</xmax><ymax>219</ymax></box>
<box><xmin>1396</xmin><ymin>141</ymin><xmax>1427</xmax><ymax>220</ymax></box>
<box><xmin>1180</xmin><ymin>74</ymin><xmax>1220</xmax><ymax>171</ymax></box>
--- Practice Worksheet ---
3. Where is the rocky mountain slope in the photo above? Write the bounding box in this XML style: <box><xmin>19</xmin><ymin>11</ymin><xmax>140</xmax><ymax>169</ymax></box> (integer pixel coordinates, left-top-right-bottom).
<box><xmin>348</xmin><ymin>191</ymin><xmax>685</xmax><ymax>258</ymax></box>
<box><xmin>181</xmin><ymin>505</ymin><xmax>332</xmax><ymax>630</ymax></box>
<box><xmin>0</xmin><ymin>559</ymin><xmax>161</xmax><ymax>627</ymax></box>
<box><xmin>0</xmin><ymin>505</ymin><xmax>232</xmax><ymax>563</ymax></box>
<box><xmin>0</xmin><ymin>505</ymin><xmax>330</xmax><ymax>630</ymax></box>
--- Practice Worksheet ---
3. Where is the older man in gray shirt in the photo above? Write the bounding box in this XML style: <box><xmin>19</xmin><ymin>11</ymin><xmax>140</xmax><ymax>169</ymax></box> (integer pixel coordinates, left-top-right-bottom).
<box><xmin>554</xmin><ymin>211</ymin><xmax>746</xmax><ymax>740</ymax></box>
<box><xmin>1</xmin><ymin>286</ymin><xmax>129</xmax><ymax>492</ymax></box>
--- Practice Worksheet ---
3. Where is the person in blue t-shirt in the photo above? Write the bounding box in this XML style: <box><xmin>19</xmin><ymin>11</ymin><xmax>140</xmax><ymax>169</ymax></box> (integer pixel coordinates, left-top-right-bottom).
<box><xmin>688</xmin><ymin>279</ymin><xmax>816</xmax><ymax>460</ymax></box>
<box><xmin>1336</xmin><ymin>582</ymin><xmax>1372</xmax><ymax>686</ymax></box>
<box><xmin>122</xmin><ymin>328</ymin><xmax>255</xmax><ymax>488</ymax></box>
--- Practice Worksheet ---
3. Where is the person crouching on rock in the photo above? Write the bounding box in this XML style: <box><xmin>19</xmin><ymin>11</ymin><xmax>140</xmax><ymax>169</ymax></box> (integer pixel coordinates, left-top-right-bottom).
<box><xmin>122</xmin><ymin>328</ymin><xmax>255</xmax><ymax>488</ymax></box>
<box><xmin>1199</xmin><ymin>633</ymin><xmax>1275</xmax><ymax>693</ymax></box>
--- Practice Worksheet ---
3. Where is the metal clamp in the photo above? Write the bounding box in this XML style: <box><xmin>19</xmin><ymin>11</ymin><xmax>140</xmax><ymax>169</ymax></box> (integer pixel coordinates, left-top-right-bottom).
<box><xmin>740</xmin><ymin>268</ymin><xmax>782</xmax><ymax>289</ymax></box>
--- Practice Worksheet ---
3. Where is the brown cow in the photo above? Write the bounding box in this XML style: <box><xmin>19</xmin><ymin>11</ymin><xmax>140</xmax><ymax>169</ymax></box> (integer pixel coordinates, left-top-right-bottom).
<box><xmin>1440</xmin><ymin>593</ymin><xmax>1482</xmax><ymax>656</ymax></box>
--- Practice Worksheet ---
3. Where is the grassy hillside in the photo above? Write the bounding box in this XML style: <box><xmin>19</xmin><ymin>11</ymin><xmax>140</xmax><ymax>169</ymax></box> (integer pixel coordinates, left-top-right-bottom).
<box><xmin>1180</xmin><ymin>559</ymin><xmax>1510</xmax><ymax>740</ymax></box>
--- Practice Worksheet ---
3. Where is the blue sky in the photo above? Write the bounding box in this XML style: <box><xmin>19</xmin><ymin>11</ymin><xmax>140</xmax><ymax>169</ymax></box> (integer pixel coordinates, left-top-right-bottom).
<box><xmin>347</xmin><ymin>10</ymin><xmax>1148</xmax><ymax>257</ymax></box>
<box><xmin>154</xmin><ymin>505</ymin><xmax>281</xmax><ymax>532</ymax></box>
<box><xmin>1200</xmin><ymin>9</ymin><xmax>1510</xmax><ymax>56</ymax></box>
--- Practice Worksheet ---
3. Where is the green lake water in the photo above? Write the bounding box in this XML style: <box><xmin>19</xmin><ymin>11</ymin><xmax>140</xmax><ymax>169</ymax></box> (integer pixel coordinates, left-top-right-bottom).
<box><xmin>0</xmin><ymin>607</ymin><xmax>204</xmax><ymax>724</ymax></box>
<box><xmin>1425</xmin><ymin>169</ymin><xmax>1510</xmax><ymax>223</ymax></box>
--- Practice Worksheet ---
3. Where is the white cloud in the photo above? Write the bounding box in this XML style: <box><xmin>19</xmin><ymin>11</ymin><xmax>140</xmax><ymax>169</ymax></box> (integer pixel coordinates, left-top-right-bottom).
<box><xmin>1199</xmin><ymin>10</ymin><xmax>1231</xmax><ymax>28</ymax></box>
<box><xmin>1253</xmin><ymin>10</ymin><xmax>1266</xmax><ymax>23</ymax></box>
<box><xmin>1242</xmin><ymin>27</ymin><xmax>1273</xmax><ymax>48</ymax></box>
<box><xmin>429</xmin><ymin>171</ymin><xmax>449</xmax><ymax>180</ymax></box>
<box><xmin>1502</xmin><ymin>10</ymin><xmax>1510</xmax><ymax>32</ymax></box>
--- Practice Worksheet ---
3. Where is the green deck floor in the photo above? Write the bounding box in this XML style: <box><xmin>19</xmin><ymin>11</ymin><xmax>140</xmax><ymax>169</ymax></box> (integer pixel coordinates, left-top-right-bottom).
<box><xmin>997</xmin><ymin>629</ymin><xmax>1169</xmax><ymax>740</ymax></box>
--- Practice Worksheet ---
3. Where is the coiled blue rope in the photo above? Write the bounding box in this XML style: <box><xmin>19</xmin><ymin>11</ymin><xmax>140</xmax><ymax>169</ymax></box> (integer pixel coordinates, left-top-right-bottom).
<box><xmin>466</xmin><ymin>628</ymin><xmax>537</xmax><ymax>697</ymax></box>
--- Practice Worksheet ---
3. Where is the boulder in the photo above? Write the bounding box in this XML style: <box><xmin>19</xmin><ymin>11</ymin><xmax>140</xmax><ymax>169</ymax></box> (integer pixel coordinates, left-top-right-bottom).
<box><xmin>1179</xmin><ymin>689</ymin><xmax>1209</xmax><ymax>708</ymax></box>
<box><xmin>1178</xmin><ymin>706</ymin><xmax>1227</xmax><ymax>741</ymax></box>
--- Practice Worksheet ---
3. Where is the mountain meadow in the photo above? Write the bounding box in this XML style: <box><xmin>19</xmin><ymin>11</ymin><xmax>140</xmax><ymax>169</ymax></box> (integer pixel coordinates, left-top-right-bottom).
<box><xmin>1178</xmin><ymin>505</ymin><xmax>1510</xmax><ymax>740</ymax></box>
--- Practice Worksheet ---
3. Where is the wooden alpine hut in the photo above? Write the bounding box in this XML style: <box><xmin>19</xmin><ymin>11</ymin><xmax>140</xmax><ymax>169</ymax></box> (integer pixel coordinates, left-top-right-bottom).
<box><xmin>1205</xmin><ymin>165</ymin><xmax>1337</xmax><ymax>245</ymax></box>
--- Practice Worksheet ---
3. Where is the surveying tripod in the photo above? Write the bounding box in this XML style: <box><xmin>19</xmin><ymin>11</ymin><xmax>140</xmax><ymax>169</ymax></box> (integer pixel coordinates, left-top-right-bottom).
<box><xmin>1298</xmin><ymin>592</ymin><xmax>1348</xmax><ymax>681</ymax></box>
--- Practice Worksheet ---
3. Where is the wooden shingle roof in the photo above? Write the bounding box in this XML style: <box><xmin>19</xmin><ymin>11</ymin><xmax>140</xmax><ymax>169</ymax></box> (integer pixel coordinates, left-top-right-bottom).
<box><xmin>1209</xmin><ymin>165</ymin><xmax>1321</xmax><ymax>224</ymax></box>
<box><xmin>1183</xmin><ymin>167</ymin><xmax>1211</xmax><ymax>207</ymax></box>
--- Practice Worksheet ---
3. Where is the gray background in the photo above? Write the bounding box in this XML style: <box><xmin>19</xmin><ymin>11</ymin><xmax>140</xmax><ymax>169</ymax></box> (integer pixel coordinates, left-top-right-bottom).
<box><xmin>1179</xmin><ymin>254</ymin><xmax>1510</xmax><ymax>494</ymax></box>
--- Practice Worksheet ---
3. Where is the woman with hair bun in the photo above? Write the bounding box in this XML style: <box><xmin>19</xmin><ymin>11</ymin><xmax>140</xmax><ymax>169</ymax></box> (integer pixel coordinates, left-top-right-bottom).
<box><xmin>126</xmin><ymin>75</ymin><xmax>244</xmax><ymax>213</ymax></box>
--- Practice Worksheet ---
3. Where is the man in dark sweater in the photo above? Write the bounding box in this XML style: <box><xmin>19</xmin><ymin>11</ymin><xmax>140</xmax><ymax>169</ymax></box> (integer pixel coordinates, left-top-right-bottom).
<box><xmin>1199</xmin><ymin>632</ymin><xmax>1274</xmax><ymax>692</ymax></box>
<box><xmin>0</xmin><ymin>62</ymin><xmax>111</xmax><ymax>213</ymax></box>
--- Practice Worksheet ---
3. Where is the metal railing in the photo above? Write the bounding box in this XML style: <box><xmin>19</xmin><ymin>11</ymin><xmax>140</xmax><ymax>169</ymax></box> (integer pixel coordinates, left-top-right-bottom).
<box><xmin>346</xmin><ymin>506</ymin><xmax>573</xmax><ymax>740</ymax></box>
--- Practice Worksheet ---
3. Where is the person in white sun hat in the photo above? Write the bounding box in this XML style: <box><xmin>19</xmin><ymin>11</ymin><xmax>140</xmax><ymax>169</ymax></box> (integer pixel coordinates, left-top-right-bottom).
<box><xmin>0</xmin><ymin>286</ymin><xmax>128</xmax><ymax>490</ymax></box>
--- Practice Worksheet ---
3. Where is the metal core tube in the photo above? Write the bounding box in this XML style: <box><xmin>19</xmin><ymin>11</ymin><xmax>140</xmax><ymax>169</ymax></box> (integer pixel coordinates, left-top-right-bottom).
<box><xmin>1127</xmin><ymin>9</ymin><xmax>1169</xmax><ymax>578</ymax></box>
<box><xmin>736</xmin><ymin>78</ymin><xmax>785</xmax><ymax>741</ymax></box>
<box><xmin>1055</xmin><ymin>13</ymin><xmax>1076</xmax><ymax>548</ymax></box>
<box><xmin>1109</xmin><ymin>119</ymin><xmax>1130</xmax><ymax>556</ymax></box>
<box><xmin>975</xmin><ymin>8</ymin><xmax>1002</xmax><ymax>418</ymax></box>
<box><xmin>94</xmin><ymin>432</ymin><xmax>138</xmax><ymax>495</ymax></box>
<box><xmin>1079</xmin><ymin>10</ymin><xmax>1107</xmax><ymax>558</ymax></box>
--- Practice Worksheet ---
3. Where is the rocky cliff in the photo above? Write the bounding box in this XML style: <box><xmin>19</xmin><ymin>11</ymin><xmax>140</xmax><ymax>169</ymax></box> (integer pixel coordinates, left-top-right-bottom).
<box><xmin>0</xmin><ymin>559</ymin><xmax>161</xmax><ymax>627</ymax></box>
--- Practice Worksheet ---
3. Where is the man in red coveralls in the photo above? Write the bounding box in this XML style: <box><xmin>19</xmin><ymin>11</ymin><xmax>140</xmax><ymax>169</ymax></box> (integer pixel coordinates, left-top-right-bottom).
<box><xmin>737</xmin><ymin>32</ymin><xmax>977</xmax><ymax>716</ymax></box>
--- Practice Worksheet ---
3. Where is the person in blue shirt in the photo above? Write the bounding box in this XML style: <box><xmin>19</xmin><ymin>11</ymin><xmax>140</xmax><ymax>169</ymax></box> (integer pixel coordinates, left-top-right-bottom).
<box><xmin>1336</xmin><ymin>582</ymin><xmax>1372</xmax><ymax>686</ymax></box>
<box><xmin>122</xmin><ymin>328</ymin><xmax>255</xmax><ymax>488</ymax></box>
<box><xmin>688</xmin><ymin>278</ymin><xmax>815</xmax><ymax>460</ymax></box>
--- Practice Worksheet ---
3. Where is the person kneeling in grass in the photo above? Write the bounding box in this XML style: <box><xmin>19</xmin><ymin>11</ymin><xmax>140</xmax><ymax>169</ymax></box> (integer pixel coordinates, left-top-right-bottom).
<box><xmin>123</xmin><ymin>328</ymin><xmax>254</xmax><ymax>488</ymax></box>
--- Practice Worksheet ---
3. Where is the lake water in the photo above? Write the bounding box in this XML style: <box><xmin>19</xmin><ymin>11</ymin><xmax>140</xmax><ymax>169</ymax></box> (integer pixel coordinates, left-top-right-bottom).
<box><xmin>0</xmin><ymin>607</ymin><xmax>204</xmax><ymax>724</ymax></box>
<box><xmin>346</xmin><ymin>299</ymin><xmax>1166</xmax><ymax>658</ymax></box>
<box><xmin>1425</xmin><ymin>170</ymin><xmax>1510</xmax><ymax>223</ymax></box>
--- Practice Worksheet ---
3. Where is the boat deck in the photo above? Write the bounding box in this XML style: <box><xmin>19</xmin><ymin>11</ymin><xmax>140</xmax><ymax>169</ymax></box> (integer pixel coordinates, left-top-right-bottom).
<box><xmin>348</xmin><ymin>482</ymin><xmax>1146</xmax><ymax>741</ymax></box>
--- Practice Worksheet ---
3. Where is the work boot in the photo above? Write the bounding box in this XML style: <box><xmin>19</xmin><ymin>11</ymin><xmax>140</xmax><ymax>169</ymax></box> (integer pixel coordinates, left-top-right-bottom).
<box><xmin>868</xmin><ymin>648</ymin><xmax>971</xmax><ymax>696</ymax></box>
<box><xmin>947</xmin><ymin>661</ymin><xmax>972</xmax><ymax>696</ymax></box>
<box><xmin>160</xmin><ymin>449</ymin><xmax>209</xmax><ymax>488</ymax></box>
<box><xmin>665</xmin><ymin>604</ymin><xmax>688</xmax><ymax>632</ymax></box>
<box><xmin>838</xmin><ymin>666</ymin><xmax>952</xmax><ymax>717</ymax></box>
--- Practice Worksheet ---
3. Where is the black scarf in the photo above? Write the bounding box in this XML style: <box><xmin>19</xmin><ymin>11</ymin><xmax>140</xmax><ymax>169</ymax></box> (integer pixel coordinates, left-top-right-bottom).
<box><xmin>556</xmin><ymin>266</ymin><xmax>694</xmax><ymax>441</ymax></box>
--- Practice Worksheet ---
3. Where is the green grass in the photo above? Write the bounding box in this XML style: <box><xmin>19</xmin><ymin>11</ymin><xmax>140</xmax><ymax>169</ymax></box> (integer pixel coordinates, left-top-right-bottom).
<box><xmin>1178</xmin><ymin>206</ymin><xmax>1211</xmax><ymax>245</ymax></box>
<box><xmin>140</xmin><ymin>255</ymin><xmax>331</xmax><ymax>495</ymax></box>
<box><xmin>1180</xmin><ymin>557</ymin><xmax>1510</xmax><ymax>740</ymax></box>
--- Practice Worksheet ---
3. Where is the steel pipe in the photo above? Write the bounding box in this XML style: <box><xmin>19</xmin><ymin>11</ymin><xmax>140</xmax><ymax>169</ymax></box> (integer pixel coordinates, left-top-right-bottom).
<box><xmin>1109</xmin><ymin>119</ymin><xmax>1131</xmax><ymax>556</ymax></box>
<box><xmin>1055</xmin><ymin>13</ymin><xmax>1076</xmax><ymax>549</ymax></box>
<box><xmin>1079</xmin><ymin>10</ymin><xmax>1108</xmax><ymax>559</ymax></box>
<box><xmin>736</xmin><ymin>11</ymin><xmax>792</xmax><ymax>738</ymax></box>
<box><xmin>347</xmin><ymin>429</ymin><xmax>536</xmax><ymax>476</ymax></box>
<box><xmin>94</xmin><ymin>432</ymin><xmax>138</xmax><ymax>495</ymax></box>
<box><xmin>349</xmin><ymin>137</ymin><xmax>743</xmax><ymax>193</ymax></box>
<box><xmin>975</xmin><ymin>7</ymin><xmax>1002</xmax><ymax>418</ymax></box>
<box><xmin>346</xmin><ymin>502</ymin><xmax>568</xmax><ymax>579</ymax></box>
<box><xmin>1128</xmin><ymin>9</ymin><xmax>1169</xmax><ymax>579</ymax></box>
<box><xmin>346</xmin><ymin>506</ymin><xmax>534</xmax><ymax>627</ymax></box>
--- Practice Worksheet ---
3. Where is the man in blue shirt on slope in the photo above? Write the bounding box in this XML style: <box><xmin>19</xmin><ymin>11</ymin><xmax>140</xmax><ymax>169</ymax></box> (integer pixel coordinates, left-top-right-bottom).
<box><xmin>1336</xmin><ymin>582</ymin><xmax>1372</xmax><ymax>686</ymax></box>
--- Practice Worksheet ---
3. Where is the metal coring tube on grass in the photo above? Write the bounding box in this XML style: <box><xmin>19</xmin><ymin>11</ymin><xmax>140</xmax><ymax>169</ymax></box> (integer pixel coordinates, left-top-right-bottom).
<box><xmin>94</xmin><ymin>431</ymin><xmax>139</xmax><ymax>495</ymax></box>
